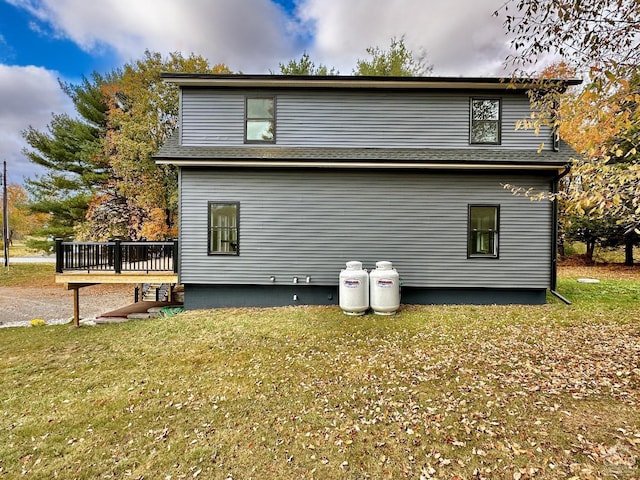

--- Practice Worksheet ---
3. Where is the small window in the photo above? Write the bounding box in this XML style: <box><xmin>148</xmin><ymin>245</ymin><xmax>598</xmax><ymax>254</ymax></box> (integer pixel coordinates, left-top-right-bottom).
<box><xmin>470</xmin><ymin>98</ymin><xmax>501</xmax><ymax>144</ymax></box>
<box><xmin>208</xmin><ymin>202</ymin><xmax>239</xmax><ymax>255</ymax></box>
<box><xmin>245</xmin><ymin>97</ymin><xmax>275</xmax><ymax>143</ymax></box>
<box><xmin>468</xmin><ymin>205</ymin><xmax>499</xmax><ymax>258</ymax></box>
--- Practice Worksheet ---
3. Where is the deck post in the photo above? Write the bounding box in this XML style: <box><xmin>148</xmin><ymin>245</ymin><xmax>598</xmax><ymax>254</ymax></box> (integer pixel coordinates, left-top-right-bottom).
<box><xmin>113</xmin><ymin>238</ymin><xmax>122</xmax><ymax>274</ymax></box>
<box><xmin>73</xmin><ymin>287</ymin><xmax>80</xmax><ymax>327</ymax></box>
<box><xmin>55</xmin><ymin>238</ymin><xmax>63</xmax><ymax>273</ymax></box>
<box><xmin>172</xmin><ymin>238</ymin><xmax>179</xmax><ymax>273</ymax></box>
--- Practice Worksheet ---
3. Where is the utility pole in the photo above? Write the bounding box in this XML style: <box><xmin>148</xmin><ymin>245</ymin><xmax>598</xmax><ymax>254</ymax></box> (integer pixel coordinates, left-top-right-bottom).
<box><xmin>3</xmin><ymin>161</ymin><xmax>8</xmax><ymax>267</ymax></box>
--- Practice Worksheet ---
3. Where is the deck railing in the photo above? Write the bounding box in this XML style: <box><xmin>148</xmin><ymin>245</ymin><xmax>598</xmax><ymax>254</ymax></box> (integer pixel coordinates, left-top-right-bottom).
<box><xmin>55</xmin><ymin>238</ymin><xmax>178</xmax><ymax>274</ymax></box>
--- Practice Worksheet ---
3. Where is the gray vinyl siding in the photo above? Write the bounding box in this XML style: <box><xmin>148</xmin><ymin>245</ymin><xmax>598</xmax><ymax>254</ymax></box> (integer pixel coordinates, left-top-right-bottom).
<box><xmin>179</xmin><ymin>169</ymin><xmax>553</xmax><ymax>289</ymax></box>
<box><xmin>180</xmin><ymin>89</ymin><xmax>552</xmax><ymax>150</ymax></box>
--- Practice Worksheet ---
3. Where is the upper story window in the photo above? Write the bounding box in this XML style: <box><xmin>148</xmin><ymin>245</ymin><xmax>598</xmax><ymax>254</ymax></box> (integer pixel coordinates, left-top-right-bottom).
<box><xmin>245</xmin><ymin>97</ymin><xmax>275</xmax><ymax>143</ymax></box>
<box><xmin>208</xmin><ymin>202</ymin><xmax>239</xmax><ymax>255</ymax></box>
<box><xmin>470</xmin><ymin>98</ymin><xmax>501</xmax><ymax>145</ymax></box>
<box><xmin>468</xmin><ymin>205</ymin><xmax>499</xmax><ymax>258</ymax></box>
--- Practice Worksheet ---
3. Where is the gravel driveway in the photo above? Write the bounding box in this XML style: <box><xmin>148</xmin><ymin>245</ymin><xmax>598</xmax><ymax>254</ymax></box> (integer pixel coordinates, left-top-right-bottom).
<box><xmin>0</xmin><ymin>283</ymin><xmax>134</xmax><ymax>328</ymax></box>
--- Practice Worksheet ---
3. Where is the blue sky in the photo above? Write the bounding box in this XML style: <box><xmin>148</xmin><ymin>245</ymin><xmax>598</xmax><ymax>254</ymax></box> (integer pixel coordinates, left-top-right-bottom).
<box><xmin>0</xmin><ymin>0</ymin><xmax>510</xmax><ymax>183</ymax></box>
<box><xmin>0</xmin><ymin>1</ymin><xmax>117</xmax><ymax>80</ymax></box>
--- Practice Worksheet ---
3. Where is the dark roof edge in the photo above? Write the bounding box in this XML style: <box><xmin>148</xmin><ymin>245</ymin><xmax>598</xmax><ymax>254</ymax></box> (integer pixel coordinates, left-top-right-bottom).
<box><xmin>154</xmin><ymin>158</ymin><xmax>569</xmax><ymax>172</ymax></box>
<box><xmin>160</xmin><ymin>73</ymin><xmax>582</xmax><ymax>91</ymax></box>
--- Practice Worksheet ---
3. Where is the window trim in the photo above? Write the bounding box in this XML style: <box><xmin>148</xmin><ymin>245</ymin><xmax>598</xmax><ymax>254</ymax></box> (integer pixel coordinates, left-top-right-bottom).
<box><xmin>244</xmin><ymin>96</ymin><xmax>276</xmax><ymax>144</ymax></box>
<box><xmin>207</xmin><ymin>201</ymin><xmax>240</xmax><ymax>256</ymax></box>
<box><xmin>470</xmin><ymin>97</ymin><xmax>502</xmax><ymax>145</ymax></box>
<box><xmin>467</xmin><ymin>204</ymin><xmax>500</xmax><ymax>259</ymax></box>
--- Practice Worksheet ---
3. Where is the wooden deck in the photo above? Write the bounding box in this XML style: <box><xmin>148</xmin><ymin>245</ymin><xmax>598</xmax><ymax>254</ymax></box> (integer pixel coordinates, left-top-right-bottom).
<box><xmin>55</xmin><ymin>271</ymin><xmax>178</xmax><ymax>286</ymax></box>
<box><xmin>56</xmin><ymin>272</ymin><xmax>180</xmax><ymax>328</ymax></box>
<box><xmin>54</xmin><ymin>239</ymin><xmax>180</xmax><ymax>327</ymax></box>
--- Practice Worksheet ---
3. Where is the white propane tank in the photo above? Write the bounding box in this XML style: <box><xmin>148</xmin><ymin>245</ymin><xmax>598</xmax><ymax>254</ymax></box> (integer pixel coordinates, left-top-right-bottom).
<box><xmin>339</xmin><ymin>261</ymin><xmax>369</xmax><ymax>315</ymax></box>
<box><xmin>369</xmin><ymin>261</ymin><xmax>400</xmax><ymax>315</ymax></box>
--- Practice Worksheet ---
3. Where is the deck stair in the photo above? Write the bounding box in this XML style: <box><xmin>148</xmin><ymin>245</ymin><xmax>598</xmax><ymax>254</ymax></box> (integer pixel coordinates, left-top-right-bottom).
<box><xmin>142</xmin><ymin>283</ymin><xmax>170</xmax><ymax>302</ymax></box>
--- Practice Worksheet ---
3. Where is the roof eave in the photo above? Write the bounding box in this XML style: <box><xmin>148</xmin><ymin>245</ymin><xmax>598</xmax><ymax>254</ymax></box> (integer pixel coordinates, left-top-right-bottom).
<box><xmin>160</xmin><ymin>74</ymin><xmax>582</xmax><ymax>91</ymax></box>
<box><xmin>155</xmin><ymin>158</ymin><xmax>569</xmax><ymax>171</ymax></box>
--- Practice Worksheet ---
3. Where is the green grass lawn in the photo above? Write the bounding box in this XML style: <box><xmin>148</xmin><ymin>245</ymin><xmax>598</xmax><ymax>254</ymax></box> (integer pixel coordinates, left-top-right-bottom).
<box><xmin>8</xmin><ymin>243</ymin><xmax>44</xmax><ymax>258</ymax></box>
<box><xmin>0</xmin><ymin>263</ymin><xmax>55</xmax><ymax>288</ymax></box>
<box><xmin>0</xmin><ymin>267</ymin><xmax>638</xmax><ymax>479</ymax></box>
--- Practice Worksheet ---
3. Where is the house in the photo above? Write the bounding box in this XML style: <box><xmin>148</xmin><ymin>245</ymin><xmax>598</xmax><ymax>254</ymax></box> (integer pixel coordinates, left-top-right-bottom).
<box><xmin>154</xmin><ymin>74</ymin><xmax>581</xmax><ymax>309</ymax></box>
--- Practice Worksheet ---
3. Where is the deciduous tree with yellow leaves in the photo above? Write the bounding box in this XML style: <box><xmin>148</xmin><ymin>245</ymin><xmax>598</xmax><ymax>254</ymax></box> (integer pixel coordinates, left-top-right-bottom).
<box><xmin>81</xmin><ymin>51</ymin><xmax>232</xmax><ymax>240</ymax></box>
<box><xmin>496</xmin><ymin>0</ymin><xmax>640</xmax><ymax>260</ymax></box>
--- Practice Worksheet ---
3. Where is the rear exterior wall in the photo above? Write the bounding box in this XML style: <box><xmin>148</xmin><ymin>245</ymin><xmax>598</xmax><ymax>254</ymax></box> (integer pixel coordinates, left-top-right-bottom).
<box><xmin>179</xmin><ymin>88</ymin><xmax>553</xmax><ymax>150</ymax></box>
<box><xmin>179</xmin><ymin>168</ymin><xmax>553</xmax><ymax>292</ymax></box>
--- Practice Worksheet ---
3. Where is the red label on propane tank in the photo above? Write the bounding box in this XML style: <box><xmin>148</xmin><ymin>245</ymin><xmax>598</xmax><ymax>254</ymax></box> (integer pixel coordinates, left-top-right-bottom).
<box><xmin>377</xmin><ymin>279</ymin><xmax>394</xmax><ymax>287</ymax></box>
<box><xmin>343</xmin><ymin>279</ymin><xmax>361</xmax><ymax>288</ymax></box>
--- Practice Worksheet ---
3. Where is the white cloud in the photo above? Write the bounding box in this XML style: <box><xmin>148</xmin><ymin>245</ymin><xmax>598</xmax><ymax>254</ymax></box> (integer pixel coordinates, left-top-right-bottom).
<box><xmin>296</xmin><ymin>0</ymin><xmax>513</xmax><ymax>76</ymax></box>
<box><xmin>0</xmin><ymin>65</ymin><xmax>72</xmax><ymax>182</ymax></box>
<box><xmin>9</xmin><ymin>0</ymin><xmax>514</xmax><ymax>75</ymax></box>
<box><xmin>9</xmin><ymin>0</ymin><xmax>303</xmax><ymax>72</ymax></box>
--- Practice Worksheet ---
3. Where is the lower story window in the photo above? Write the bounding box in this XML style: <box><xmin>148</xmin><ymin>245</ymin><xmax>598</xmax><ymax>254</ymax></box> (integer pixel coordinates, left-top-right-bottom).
<box><xmin>208</xmin><ymin>202</ymin><xmax>239</xmax><ymax>255</ymax></box>
<box><xmin>468</xmin><ymin>205</ymin><xmax>499</xmax><ymax>258</ymax></box>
